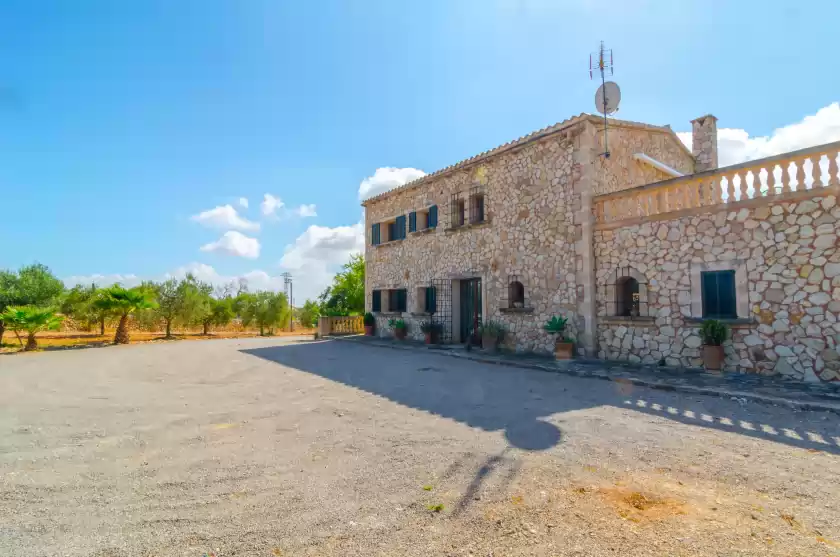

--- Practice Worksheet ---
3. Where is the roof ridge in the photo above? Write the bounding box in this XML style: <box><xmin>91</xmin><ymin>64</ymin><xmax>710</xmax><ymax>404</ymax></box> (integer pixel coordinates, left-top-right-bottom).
<box><xmin>361</xmin><ymin>113</ymin><xmax>683</xmax><ymax>206</ymax></box>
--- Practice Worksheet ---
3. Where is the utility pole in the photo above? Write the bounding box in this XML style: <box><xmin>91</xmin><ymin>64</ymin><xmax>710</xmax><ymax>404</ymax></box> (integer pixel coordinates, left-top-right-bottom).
<box><xmin>282</xmin><ymin>272</ymin><xmax>294</xmax><ymax>332</ymax></box>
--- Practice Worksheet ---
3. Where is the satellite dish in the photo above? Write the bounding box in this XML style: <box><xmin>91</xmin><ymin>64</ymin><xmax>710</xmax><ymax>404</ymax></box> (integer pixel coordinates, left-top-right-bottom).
<box><xmin>595</xmin><ymin>81</ymin><xmax>621</xmax><ymax>115</ymax></box>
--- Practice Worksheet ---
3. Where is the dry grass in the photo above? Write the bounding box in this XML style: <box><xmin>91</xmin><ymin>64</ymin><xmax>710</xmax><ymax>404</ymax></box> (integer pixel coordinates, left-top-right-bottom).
<box><xmin>0</xmin><ymin>328</ymin><xmax>314</xmax><ymax>353</ymax></box>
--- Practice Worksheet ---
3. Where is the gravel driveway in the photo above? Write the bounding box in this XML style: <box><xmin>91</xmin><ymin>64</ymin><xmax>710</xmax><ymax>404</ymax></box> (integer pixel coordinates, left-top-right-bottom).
<box><xmin>1</xmin><ymin>337</ymin><xmax>839</xmax><ymax>556</ymax></box>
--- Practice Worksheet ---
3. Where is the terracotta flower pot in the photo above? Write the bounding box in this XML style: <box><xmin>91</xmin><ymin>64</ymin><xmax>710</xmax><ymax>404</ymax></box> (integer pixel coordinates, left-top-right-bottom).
<box><xmin>394</xmin><ymin>328</ymin><xmax>407</xmax><ymax>340</ymax></box>
<box><xmin>703</xmin><ymin>345</ymin><xmax>725</xmax><ymax>371</ymax></box>
<box><xmin>364</xmin><ymin>325</ymin><xmax>375</xmax><ymax>336</ymax></box>
<box><xmin>424</xmin><ymin>332</ymin><xmax>434</xmax><ymax>344</ymax></box>
<box><xmin>554</xmin><ymin>339</ymin><xmax>575</xmax><ymax>360</ymax></box>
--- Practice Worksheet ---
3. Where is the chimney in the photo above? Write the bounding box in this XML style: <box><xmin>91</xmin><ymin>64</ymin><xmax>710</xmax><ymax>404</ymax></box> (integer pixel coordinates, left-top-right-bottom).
<box><xmin>691</xmin><ymin>114</ymin><xmax>718</xmax><ymax>172</ymax></box>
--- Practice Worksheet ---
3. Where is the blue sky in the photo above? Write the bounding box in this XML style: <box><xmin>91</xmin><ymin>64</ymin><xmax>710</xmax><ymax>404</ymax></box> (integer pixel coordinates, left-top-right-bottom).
<box><xmin>2</xmin><ymin>0</ymin><xmax>839</xmax><ymax>301</ymax></box>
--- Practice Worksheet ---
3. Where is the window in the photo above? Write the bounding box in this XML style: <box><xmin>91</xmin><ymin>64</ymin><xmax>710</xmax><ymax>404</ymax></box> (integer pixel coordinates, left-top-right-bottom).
<box><xmin>605</xmin><ymin>268</ymin><xmax>648</xmax><ymax>317</ymax></box>
<box><xmin>508</xmin><ymin>280</ymin><xmax>525</xmax><ymax>309</ymax></box>
<box><xmin>701</xmin><ymin>270</ymin><xmax>736</xmax><ymax>318</ymax></box>
<box><xmin>410</xmin><ymin>205</ymin><xmax>439</xmax><ymax>233</ymax></box>
<box><xmin>617</xmin><ymin>277</ymin><xmax>640</xmax><ymax>316</ymax></box>
<box><xmin>372</xmin><ymin>290</ymin><xmax>382</xmax><ymax>312</ymax></box>
<box><xmin>379</xmin><ymin>215</ymin><xmax>406</xmax><ymax>243</ymax></box>
<box><xmin>469</xmin><ymin>188</ymin><xmax>485</xmax><ymax>224</ymax></box>
<box><xmin>371</xmin><ymin>223</ymin><xmax>381</xmax><ymax>246</ymax></box>
<box><xmin>388</xmin><ymin>289</ymin><xmax>407</xmax><ymax>313</ymax></box>
<box><xmin>450</xmin><ymin>194</ymin><xmax>466</xmax><ymax>228</ymax></box>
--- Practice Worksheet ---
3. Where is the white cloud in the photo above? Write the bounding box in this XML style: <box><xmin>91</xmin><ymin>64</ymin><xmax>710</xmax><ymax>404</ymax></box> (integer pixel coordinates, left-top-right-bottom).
<box><xmin>200</xmin><ymin>231</ymin><xmax>261</xmax><ymax>259</ymax></box>
<box><xmin>65</xmin><ymin>264</ymin><xmax>288</xmax><ymax>297</ymax></box>
<box><xmin>63</xmin><ymin>273</ymin><xmax>142</xmax><ymax>288</ymax></box>
<box><xmin>358</xmin><ymin>167</ymin><xmax>426</xmax><ymax>200</ymax></box>
<box><xmin>238</xmin><ymin>197</ymin><xmax>249</xmax><ymax>209</ymax></box>
<box><xmin>678</xmin><ymin>103</ymin><xmax>840</xmax><ymax>167</ymax></box>
<box><xmin>190</xmin><ymin>204</ymin><xmax>260</xmax><ymax>232</ymax></box>
<box><xmin>166</xmin><ymin>263</ymin><xmax>286</xmax><ymax>293</ymax></box>
<box><xmin>294</xmin><ymin>204</ymin><xmax>317</xmax><ymax>218</ymax></box>
<box><xmin>279</xmin><ymin>222</ymin><xmax>365</xmax><ymax>300</ymax></box>
<box><xmin>260</xmin><ymin>194</ymin><xmax>317</xmax><ymax>221</ymax></box>
<box><xmin>261</xmin><ymin>193</ymin><xmax>284</xmax><ymax>216</ymax></box>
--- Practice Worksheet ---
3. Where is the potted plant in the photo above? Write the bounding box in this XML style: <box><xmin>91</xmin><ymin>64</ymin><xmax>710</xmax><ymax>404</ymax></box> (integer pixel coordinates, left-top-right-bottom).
<box><xmin>363</xmin><ymin>312</ymin><xmax>376</xmax><ymax>336</ymax></box>
<box><xmin>545</xmin><ymin>316</ymin><xmax>574</xmax><ymax>359</ymax></box>
<box><xmin>699</xmin><ymin>319</ymin><xmax>729</xmax><ymax>371</ymax></box>
<box><xmin>478</xmin><ymin>320</ymin><xmax>505</xmax><ymax>354</ymax></box>
<box><xmin>419</xmin><ymin>320</ymin><xmax>442</xmax><ymax>344</ymax></box>
<box><xmin>389</xmin><ymin>318</ymin><xmax>407</xmax><ymax>340</ymax></box>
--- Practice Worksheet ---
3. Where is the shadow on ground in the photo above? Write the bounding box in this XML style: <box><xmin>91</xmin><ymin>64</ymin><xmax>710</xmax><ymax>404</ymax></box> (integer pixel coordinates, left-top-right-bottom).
<box><xmin>242</xmin><ymin>340</ymin><xmax>840</xmax><ymax>456</ymax></box>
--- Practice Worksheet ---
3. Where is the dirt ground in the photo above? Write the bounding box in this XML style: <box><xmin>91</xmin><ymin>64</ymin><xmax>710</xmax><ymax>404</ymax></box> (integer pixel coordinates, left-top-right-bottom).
<box><xmin>1</xmin><ymin>337</ymin><xmax>839</xmax><ymax>556</ymax></box>
<box><xmin>0</xmin><ymin>328</ymin><xmax>314</xmax><ymax>353</ymax></box>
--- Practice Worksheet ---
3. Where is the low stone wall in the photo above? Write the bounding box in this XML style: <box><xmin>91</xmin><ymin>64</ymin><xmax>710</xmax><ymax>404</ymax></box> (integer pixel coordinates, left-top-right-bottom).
<box><xmin>594</xmin><ymin>190</ymin><xmax>839</xmax><ymax>382</ymax></box>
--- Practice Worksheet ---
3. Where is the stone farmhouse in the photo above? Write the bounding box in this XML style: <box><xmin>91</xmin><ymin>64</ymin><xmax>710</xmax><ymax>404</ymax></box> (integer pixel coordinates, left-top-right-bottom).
<box><xmin>362</xmin><ymin>112</ymin><xmax>840</xmax><ymax>383</ymax></box>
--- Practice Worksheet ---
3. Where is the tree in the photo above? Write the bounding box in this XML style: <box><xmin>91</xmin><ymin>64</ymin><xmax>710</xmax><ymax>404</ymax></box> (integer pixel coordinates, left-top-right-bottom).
<box><xmin>298</xmin><ymin>299</ymin><xmax>321</xmax><ymax>328</ymax></box>
<box><xmin>60</xmin><ymin>283</ymin><xmax>99</xmax><ymax>331</ymax></box>
<box><xmin>14</xmin><ymin>263</ymin><xmax>65</xmax><ymax>306</ymax></box>
<box><xmin>0</xmin><ymin>306</ymin><xmax>63</xmax><ymax>351</ymax></box>
<box><xmin>201</xmin><ymin>297</ymin><xmax>235</xmax><ymax>335</ymax></box>
<box><xmin>0</xmin><ymin>270</ymin><xmax>16</xmax><ymax>345</ymax></box>
<box><xmin>318</xmin><ymin>254</ymin><xmax>365</xmax><ymax>316</ymax></box>
<box><xmin>239</xmin><ymin>291</ymin><xmax>289</xmax><ymax>335</ymax></box>
<box><xmin>153</xmin><ymin>278</ymin><xmax>186</xmax><ymax>338</ymax></box>
<box><xmin>95</xmin><ymin>285</ymin><xmax>158</xmax><ymax>344</ymax></box>
<box><xmin>0</xmin><ymin>263</ymin><xmax>64</xmax><ymax>346</ymax></box>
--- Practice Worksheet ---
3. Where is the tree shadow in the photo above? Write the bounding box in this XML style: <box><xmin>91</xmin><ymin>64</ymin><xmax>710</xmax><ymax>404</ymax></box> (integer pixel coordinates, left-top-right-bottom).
<box><xmin>241</xmin><ymin>340</ymin><xmax>840</xmax><ymax>457</ymax></box>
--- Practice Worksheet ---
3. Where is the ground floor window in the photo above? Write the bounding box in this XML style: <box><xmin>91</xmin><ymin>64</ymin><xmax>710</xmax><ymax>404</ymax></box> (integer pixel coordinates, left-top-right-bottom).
<box><xmin>617</xmin><ymin>276</ymin><xmax>640</xmax><ymax>316</ymax></box>
<box><xmin>701</xmin><ymin>270</ymin><xmax>736</xmax><ymax>318</ymax></box>
<box><xmin>388</xmin><ymin>289</ymin><xmax>407</xmax><ymax>313</ymax></box>
<box><xmin>372</xmin><ymin>290</ymin><xmax>382</xmax><ymax>312</ymax></box>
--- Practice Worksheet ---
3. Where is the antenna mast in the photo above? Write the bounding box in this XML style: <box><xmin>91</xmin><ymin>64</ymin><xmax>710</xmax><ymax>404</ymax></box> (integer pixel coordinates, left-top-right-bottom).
<box><xmin>590</xmin><ymin>41</ymin><xmax>617</xmax><ymax>158</ymax></box>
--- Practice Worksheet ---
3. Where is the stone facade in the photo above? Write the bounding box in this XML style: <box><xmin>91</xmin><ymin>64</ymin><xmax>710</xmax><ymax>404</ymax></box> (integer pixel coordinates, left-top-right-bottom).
<box><xmin>364</xmin><ymin>128</ymin><xmax>580</xmax><ymax>353</ymax></box>
<box><xmin>363</xmin><ymin>110</ymin><xmax>840</xmax><ymax>383</ymax></box>
<box><xmin>591</xmin><ymin>123</ymin><xmax>694</xmax><ymax>195</ymax></box>
<box><xmin>364</xmin><ymin>115</ymin><xmax>693</xmax><ymax>354</ymax></box>
<box><xmin>594</xmin><ymin>191</ymin><xmax>840</xmax><ymax>381</ymax></box>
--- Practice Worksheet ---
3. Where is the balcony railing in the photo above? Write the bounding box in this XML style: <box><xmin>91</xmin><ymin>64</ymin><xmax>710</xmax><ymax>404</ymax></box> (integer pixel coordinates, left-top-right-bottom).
<box><xmin>593</xmin><ymin>141</ymin><xmax>840</xmax><ymax>227</ymax></box>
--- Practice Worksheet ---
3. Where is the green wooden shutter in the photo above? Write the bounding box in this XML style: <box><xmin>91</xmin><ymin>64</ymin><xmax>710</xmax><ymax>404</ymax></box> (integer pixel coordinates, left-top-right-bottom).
<box><xmin>425</xmin><ymin>287</ymin><xmax>436</xmax><ymax>313</ymax></box>
<box><xmin>395</xmin><ymin>215</ymin><xmax>406</xmax><ymax>240</ymax></box>
<box><xmin>371</xmin><ymin>223</ymin><xmax>380</xmax><ymax>245</ymax></box>
<box><xmin>372</xmin><ymin>290</ymin><xmax>381</xmax><ymax>312</ymax></box>
<box><xmin>429</xmin><ymin>205</ymin><xmax>438</xmax><ymax>228</ymax></box>
<box><xmin>409</xmin><ymin>211</ymin><xmax>417</xmax><ymax>233</ymax></box>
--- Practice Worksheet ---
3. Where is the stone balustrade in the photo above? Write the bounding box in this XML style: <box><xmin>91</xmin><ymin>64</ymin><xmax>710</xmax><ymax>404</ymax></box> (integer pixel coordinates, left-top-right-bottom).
<box><xmin>594</xmin><ymin>141</ymin><xmax>840</xmax><ymax>228</ymax></box>
<box><xmin>318</xmin><ymin>315</ymin><xmax>364</xmax><ymax>336</ymax></box>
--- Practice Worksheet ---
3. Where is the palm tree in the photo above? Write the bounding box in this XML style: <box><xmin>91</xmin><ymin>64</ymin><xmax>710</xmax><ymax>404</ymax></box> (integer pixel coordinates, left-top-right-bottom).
<box><xmin>0</xmin><ymin>306</ymin><xmax>63</xmax><ymax>351</ymax></box>
<box><xmin>96</xmin><ymin>286</ymin><xmax>157</xmax><ymax>344</ymax></box>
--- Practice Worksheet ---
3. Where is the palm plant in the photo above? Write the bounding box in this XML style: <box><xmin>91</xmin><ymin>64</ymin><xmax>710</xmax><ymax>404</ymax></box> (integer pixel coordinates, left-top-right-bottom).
<box><xmin>95</xmin><ymin>286</ymin><xmax>158</xmax><ymax>344</ymax></box>
<box><xmin>0</xmin><ymin>305</ymin><xmax>62</xmax><ymax>351</ymax></box>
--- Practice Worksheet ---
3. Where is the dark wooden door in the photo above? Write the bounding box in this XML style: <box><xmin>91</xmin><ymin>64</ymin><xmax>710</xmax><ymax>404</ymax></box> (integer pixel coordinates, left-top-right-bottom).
<box><xmin>459</xmin><ymin>278</ymin><xmax>482</xmax><ymax>344</ymax></box>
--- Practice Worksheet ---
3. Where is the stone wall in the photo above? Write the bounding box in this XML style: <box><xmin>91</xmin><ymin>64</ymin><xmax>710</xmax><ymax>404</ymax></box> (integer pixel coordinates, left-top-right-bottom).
<box><xmin>593</xmin><ymin>191</ymin><xmax>840</xmax><ymax>382</ymax></box>
<box><xmin>592</xmin><ymin>123</ymin><xmax>695</xmax><ymax>196</ymax></box>
<box><xmin>364</xmin><ymin>132</ymin><xmax>582</xmax><ymax>353</ymax></box>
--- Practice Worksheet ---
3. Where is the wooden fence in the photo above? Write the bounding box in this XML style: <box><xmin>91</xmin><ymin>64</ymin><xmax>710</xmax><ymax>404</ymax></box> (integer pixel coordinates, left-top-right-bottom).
<box><xmin>594</xmin><ymin>140</ymin><xmax>840</xmax><ymax>228</ymax></box>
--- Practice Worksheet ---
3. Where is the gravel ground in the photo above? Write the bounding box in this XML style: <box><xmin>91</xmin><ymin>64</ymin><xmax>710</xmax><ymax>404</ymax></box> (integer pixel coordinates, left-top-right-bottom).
<box><xmin>1</xmin><ymin>337</ymin><xmax>839</xmax><ymax>556</ymax></box>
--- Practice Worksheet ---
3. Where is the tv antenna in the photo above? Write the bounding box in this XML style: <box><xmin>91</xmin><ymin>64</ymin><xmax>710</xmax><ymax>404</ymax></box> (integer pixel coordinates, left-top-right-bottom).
<box><xmin>590</xmin><ymin>41</ymin><xmax>620</xmax><ymax>158</ymax></box>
